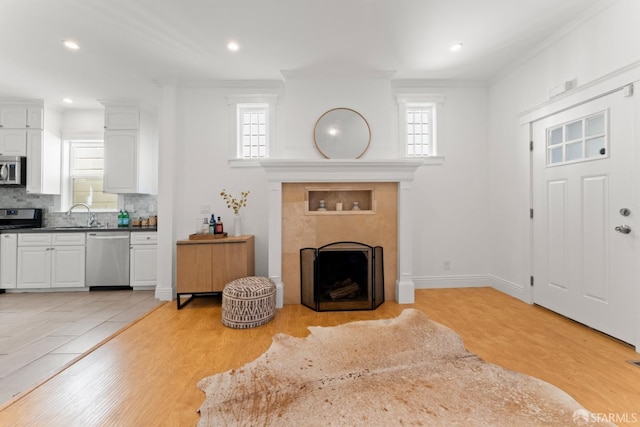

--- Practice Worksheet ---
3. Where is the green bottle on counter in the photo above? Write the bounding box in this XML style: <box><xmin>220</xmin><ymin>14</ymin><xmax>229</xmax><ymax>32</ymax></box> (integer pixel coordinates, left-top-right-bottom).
<box><xmin>123</xmin><ymin>210</ymin><xmax>130</xmax><ymax>227</ymax></box>
<box><xmin>118</xmin><ymin>210</ymin><xmax>124</xmax><ymax>227</ymax></box>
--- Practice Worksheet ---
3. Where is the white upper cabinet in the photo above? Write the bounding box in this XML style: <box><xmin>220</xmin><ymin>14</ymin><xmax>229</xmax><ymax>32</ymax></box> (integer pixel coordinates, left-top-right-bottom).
<box><xmin>26</xmin><ymin>106</ymin><xmax>61</xmax><ymax>195</ymax></box>
<box><xmin>27</xmin><ymin>127</ymin><xmax>61</xmax><ymax>194</ymax></box>
<box><xmin>27</xmin><ymin>107</ymin><xmax>44</xmax><ymax>129</ymax></box>
<box><xmin>0</xmin><ymin>129</ymin><xmax>27</xmax><ymax>156</ymax></box>
<box><xmin>101</xmin><ymin>102</ymin><xmax>157</xmax><ymax>194</ymax></box>
<box><xmin>104</xmin><ymin>107</ymin><xmax>140</xmax><ymax>130</ymax></box>
<box><xmin>0</xmin><ymin>106</ymin><xmax>27</xmax><ymax>128</ymax></box>
<box><xmin>0</xmin><ymin>100</ymin><xmax>58</xmax><ymax>194</ymax></box>
<box><xmin>0</xmin><ymin>105</ymin><xmax>43</xmax><ymax>129</ymax></box>
<box><xmin>104</xmin><ymin>130</ymin><xmax>138</xmax><ymax>193</ymax></box>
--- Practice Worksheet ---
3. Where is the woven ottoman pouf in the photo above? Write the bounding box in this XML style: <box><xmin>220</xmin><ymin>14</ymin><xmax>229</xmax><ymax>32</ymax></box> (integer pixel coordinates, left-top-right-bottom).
<box><xmin>222</xmin><ymin>276</ymin><xmax>276</xmax><ymax>328</ymax></box>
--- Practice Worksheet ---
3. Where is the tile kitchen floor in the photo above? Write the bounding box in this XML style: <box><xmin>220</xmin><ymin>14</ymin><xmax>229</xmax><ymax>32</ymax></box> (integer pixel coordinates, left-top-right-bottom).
<box><xmin>0</xmin><ymin>290</ymin><xmax>162</xmax><ymax>406</ymax></box>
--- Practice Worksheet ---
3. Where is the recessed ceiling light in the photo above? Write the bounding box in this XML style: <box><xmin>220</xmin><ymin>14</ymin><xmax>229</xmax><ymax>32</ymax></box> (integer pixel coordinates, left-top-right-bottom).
<box><xmin>227</xmin><ymin>41</ymin><xmax>239</xmax><ymax>52</ymax></box>
<box><xmin>63</xmin><ymin>40</ymin><xmax>80</xmax><ymax>51</ymax></box>
<box><xmin>450</xmin><ymin>43</ymin><xmax>463</xmax><ymax>52</ymax></box>
<box><xmin>63</xmin><ymin>98</ymin><xmax>73</xmax><ymax>104</ymax></box>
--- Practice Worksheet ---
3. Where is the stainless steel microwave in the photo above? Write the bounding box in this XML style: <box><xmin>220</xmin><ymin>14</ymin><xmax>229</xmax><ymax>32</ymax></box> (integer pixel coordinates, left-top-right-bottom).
<box><xmin>0</xmin><ymin>156</ymin><xmax>27</xmax><ymax>186</ymax></box>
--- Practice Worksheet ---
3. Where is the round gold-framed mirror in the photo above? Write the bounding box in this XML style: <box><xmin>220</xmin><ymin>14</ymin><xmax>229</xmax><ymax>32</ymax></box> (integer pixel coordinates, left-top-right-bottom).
<box><xmin>313</xmin><ymin>108</ymin><xmax>371</xmax><ymax>159</ymax></box>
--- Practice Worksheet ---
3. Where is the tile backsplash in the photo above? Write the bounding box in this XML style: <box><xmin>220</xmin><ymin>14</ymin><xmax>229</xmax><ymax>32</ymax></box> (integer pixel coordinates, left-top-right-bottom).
<box><xmin>0</xmin><ymin>188</ymin><xmax>157</xmax><ymax>228</ymax></box>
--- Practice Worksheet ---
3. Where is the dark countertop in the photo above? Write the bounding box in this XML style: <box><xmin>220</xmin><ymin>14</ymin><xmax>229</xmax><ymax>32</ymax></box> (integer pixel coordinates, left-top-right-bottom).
<box><xmin>0</xmin><ymin>227</ymin><xmax>157</xmax><ymax>234</ymax></box>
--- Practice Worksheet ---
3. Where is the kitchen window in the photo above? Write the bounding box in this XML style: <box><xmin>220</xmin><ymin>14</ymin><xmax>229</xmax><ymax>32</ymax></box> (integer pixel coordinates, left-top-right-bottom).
<box><xmin>226</xmin><ymin>94</ymin><xmax>279</xmax><ymax>165</ymax></box>
<box><xmin>62</xmin><ymin>141</ymin><xmax>117</xmax><ymax>211</ymax></box>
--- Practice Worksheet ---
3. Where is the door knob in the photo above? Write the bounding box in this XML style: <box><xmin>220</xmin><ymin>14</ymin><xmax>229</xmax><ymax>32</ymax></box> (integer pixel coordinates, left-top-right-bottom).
<box><xmin>615</xmin><ymin>225</ymin><xmax>632</xmax><ymax>234</ymax></box>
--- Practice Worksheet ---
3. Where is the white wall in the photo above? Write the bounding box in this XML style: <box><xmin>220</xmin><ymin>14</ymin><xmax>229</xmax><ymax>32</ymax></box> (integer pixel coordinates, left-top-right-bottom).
<box><xmin>412</xmin><ymin>86</ymin><xmax>490</xmax><ymax>286</ymax></box>
<box><xmin>175</xmin><ymin>86</ymin><xmax>271</xmax><ymax>275</ymax></box>
<box><xmin>61</xmin><ymin>109</ymin><xmax>104</xmax><ymax>135</ymax></box>
<box><xmin>282</xmin><ymin>77</ymin><xmax>395</xmax><ymax>158</ymax></box>
<box><xmin>488</xmin><ymin>0</ymin><xmax>640</xmax><ymax>300</ymax></box>
<box><xmin>166</xmin><ymin>77</ymin><xmax>491</xmax><ymax>292</ymax></box>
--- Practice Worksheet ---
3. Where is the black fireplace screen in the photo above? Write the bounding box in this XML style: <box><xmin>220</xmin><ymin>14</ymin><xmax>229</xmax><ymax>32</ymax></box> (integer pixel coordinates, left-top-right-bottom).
<box><xmin>300</xmin><ymin>241</ymin><xmax>384</xmax><ymax>311</ymax></box>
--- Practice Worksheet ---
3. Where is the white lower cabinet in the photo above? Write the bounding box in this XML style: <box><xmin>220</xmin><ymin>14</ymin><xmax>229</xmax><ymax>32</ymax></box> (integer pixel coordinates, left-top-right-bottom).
<box><xmin>17</xmin><ymin>233</ymin><xmax>85</xmax><ymax>289</ymax></box>
<box><xmin>51</xmin><ymin>244</ymin><xmax>86</xmax><ymax>288</ymax></box>
<box><xmin>17</xmin><ymin>245</ymin><xmax>51</xmax><ymax>288</ymax></box>
<box><xmin>3</xmin><ymin>230</ymin><xmax>156</xmax><ymax>291</ymax></box>
<box><xmin>130</xmin><ymin>232</ymin><xmax>157</xmax><ymax>289</ymax></box>
<box><xmin>1</xmin><ymin>234</ymin><xmax>18</xmax><ymax>288</ymax></box>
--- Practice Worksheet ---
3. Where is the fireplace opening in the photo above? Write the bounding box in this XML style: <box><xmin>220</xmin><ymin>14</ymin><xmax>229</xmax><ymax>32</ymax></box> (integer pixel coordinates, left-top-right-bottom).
<box><xmin>300</xmin><ymin>241</ymin><xmax>384</xmax><ymax>311</ymax></box>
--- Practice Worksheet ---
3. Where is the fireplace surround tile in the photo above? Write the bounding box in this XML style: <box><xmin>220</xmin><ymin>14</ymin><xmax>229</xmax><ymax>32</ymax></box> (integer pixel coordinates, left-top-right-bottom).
<box><xmin>282</xmin><ymin>182</ymin><xmax>397</xmax><ymax>305</ymax></box>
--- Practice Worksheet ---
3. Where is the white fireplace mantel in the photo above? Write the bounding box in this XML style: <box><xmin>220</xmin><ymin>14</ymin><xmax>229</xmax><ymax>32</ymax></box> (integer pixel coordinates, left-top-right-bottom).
<box><xmin>260</xmin><ymin>158</ymin><xmax>422</xmax><ymax>308</ymax></box>
<box><xmin>260</xmin><ymin>158</ymin><xmax>423</xmax><ymax>182</ymax></box>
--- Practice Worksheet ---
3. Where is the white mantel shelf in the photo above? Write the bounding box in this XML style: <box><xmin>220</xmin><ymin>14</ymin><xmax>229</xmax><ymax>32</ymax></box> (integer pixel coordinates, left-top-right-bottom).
<box><xmin>261</xmin><ymin>158</ymin><xmax>420</xmax><ymax>309</ymax></box>
<box><xmin>260</xmin><ymin>159</ymin><xmax>423</xmax><ymax>182</ymax></box>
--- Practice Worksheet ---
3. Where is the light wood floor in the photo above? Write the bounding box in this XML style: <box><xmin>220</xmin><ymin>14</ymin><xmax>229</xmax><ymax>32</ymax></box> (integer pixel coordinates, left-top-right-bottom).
<box><xmin>0</xmin><ymin>287</ymin><xmax>639</xmax><ymax>426</ymax></box>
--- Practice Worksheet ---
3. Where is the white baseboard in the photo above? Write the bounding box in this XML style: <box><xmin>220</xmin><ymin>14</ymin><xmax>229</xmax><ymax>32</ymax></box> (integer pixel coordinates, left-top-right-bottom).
<box><xmin>133</xmin><ymin>286</ymin><xmax>156</xmax><ymax>291</ymax></box>
<box><xmin>153</xmin><ymin>275</ymin><xmax>530</xmax><ymax>305</ymax></box>
<box><xmin>488</xmin><ymin>275</ymin><xmax>529</xmax><ymax>303</ymax></box>
<box><xmin>413</xmin><ymin>274</ymin><xmax>492</xmax><ymax>289</ymax></box>
<box><xmin>413</xmin><ymin>274</ymin><xmax>529</xmax><ymax>303</ymax></box>
<box><xmin>155</xmin><ymin>286</ymin><xmax>175</xmax><ymax>301</ymax></box>
<box><xmin>3</xmin><ymin>287</ymin><xmax>89</xmax><ymax>293</ymax></box>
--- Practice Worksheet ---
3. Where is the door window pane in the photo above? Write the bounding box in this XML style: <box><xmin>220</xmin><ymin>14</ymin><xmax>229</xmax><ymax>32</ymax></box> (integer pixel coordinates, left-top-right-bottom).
<box><xmin>549</xmin><ymin>127</ymin><xmax>563</xmax><ymax>146</ymax></box>
<box><xmin>566</xmin><ymin>121</ymin><xmax>582</xmax><ymax>141</ymax></box>
<box><xmin>549</xmin><ymin>147</ymin><xmax>563</xmax><ymax>164</ymax></box>
<box><xmin>586</xmin><ymin>136</ymin><xmax>605</xmax><ymax>158</ymax></box>
<box><xmin>566</xmin><ymin>142</ymin><xmax>583</xmax><ymax>162</ymax></box>
<box><xmin>586</xmin><ymin>113</ymin><xmax>605</xmax><ymax>136</ymax></box>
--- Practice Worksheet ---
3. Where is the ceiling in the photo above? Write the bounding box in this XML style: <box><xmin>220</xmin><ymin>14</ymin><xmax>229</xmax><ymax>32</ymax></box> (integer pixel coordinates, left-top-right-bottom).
<box><xmin>0</xmin><ymin>0</ymin><xmax>606</xmax><ymax>110</ymax></box>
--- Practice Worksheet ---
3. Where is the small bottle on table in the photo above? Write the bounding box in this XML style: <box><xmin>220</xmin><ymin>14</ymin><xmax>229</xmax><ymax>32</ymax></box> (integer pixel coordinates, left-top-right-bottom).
<box><xmin>215</xmin><ymin>216</ymin><xmax>224</xmax><ymax>234</ymax></box>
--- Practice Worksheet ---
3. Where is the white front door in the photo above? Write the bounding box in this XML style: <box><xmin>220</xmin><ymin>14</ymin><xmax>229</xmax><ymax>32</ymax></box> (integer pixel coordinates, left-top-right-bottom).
<box><xmin>532</xmin><ymin>89</ymin><xmax>636</xmax><ymax>344</ymax></box>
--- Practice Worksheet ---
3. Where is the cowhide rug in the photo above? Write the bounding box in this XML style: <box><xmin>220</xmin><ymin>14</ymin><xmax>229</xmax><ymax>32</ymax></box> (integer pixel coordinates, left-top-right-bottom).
<box><xmin>197</xmin><ymin>309</ymin><xmax>614</xmax><ymax>426</ymax></box>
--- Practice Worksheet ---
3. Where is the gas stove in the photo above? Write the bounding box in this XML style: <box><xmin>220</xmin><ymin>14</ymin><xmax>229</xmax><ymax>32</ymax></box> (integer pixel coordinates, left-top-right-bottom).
<box><xmin>0</xmin><ymin>208</ymin><xmax>43</xmax><ymax>230</ymax></box>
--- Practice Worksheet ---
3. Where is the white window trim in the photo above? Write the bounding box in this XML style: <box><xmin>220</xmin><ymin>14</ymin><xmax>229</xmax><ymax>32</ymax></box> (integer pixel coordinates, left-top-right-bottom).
<box><xmin>226</xmin><ymin>94</ymin><xmax>279</xmax><ymax>167</ymax></box>
<box><xmin>396</xmin><ymin>94</ymin><xmax>446</xmax><ymax>165</ymax></box>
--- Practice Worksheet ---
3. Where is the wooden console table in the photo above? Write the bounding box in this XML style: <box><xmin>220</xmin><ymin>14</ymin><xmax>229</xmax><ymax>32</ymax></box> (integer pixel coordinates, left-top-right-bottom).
<box><xmin>176</xmin><ymin>235</ymin><xmax>255</xmax><ymax>309</ymax></box>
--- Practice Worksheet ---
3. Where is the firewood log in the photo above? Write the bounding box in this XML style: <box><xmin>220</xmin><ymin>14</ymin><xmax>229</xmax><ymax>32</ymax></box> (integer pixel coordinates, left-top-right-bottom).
<box><xmin>328</xmin><ymin>283</ymin><xmax>360</xmax><ymax>300</ymax></box>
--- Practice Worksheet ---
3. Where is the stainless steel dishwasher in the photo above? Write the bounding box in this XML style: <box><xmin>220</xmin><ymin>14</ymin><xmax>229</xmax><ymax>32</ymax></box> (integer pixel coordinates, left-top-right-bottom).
<box><xmin>86</xmin><ymin>231</ymin><xmax>130</xmax><ymax>289</ymax></box>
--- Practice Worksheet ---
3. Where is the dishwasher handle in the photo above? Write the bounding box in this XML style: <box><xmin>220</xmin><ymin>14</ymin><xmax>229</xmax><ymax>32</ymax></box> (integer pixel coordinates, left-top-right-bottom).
<box><xmin>87</xmin><ymin>234</ymin><xmax>130</xmax><ymax>240</ymax></box>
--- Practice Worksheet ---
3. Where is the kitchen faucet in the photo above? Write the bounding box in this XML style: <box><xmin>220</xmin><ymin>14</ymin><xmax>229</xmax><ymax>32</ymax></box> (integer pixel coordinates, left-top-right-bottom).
<box><xmin>66</xmin><ymin>203</ymin><xmax>96</xmax><ymax>227</ymax></box>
